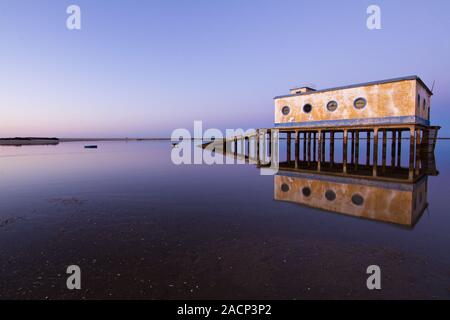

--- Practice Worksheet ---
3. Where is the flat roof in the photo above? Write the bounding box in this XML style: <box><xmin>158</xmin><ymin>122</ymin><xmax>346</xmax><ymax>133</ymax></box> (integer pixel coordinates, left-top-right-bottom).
<box><xmin>274</xmin><ymin>75</ymin><xmax>433</xmax><ymax>99</ymax></box>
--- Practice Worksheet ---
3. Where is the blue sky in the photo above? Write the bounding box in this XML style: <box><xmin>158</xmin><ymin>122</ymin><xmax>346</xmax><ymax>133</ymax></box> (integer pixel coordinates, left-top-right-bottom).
<box><xmin>1</xmin><ymin>0</ymin><xmax>450</xmax><ymax>137</ymax></box>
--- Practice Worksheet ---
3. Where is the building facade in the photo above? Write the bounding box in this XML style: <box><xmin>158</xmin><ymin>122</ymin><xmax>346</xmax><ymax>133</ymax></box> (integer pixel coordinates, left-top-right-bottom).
<box><xmin>274</xmin><ymin>76</ymin><xmax>432</xmax><ymax>128</ymax></box>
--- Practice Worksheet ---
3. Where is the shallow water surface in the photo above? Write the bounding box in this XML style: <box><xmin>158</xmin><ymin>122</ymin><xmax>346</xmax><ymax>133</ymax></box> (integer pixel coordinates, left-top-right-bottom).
<box><xmin>0</xmin><ymin>140</ymin><xmax>449</xmax><ymax>299</ymax></box>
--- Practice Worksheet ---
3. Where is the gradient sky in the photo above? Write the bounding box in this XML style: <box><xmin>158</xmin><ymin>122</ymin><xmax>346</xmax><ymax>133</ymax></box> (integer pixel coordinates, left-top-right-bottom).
<box><xmin>1</xmin><ymin>0</ymin><xmax>450</xmax><ymax>137</ymax></box>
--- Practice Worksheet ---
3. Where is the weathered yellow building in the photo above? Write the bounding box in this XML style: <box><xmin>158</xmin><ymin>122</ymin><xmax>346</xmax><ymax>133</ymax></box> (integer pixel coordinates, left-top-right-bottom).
<box><xmin>274</xmin><ymin>76</ymin><xmax>432</xmax><ymax>128</ymax></box>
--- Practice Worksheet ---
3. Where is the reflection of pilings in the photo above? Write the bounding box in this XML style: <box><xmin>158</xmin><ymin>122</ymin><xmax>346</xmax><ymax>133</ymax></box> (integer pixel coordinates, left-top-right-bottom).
<box><xmin>234</xmin><ymin>137</ymin><xmax>238</xmax><ymax>157</ymax></box>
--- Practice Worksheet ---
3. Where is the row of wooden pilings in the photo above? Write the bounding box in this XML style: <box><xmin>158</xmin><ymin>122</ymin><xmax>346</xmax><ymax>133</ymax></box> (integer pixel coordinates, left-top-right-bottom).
<box><xmin>223</xmin><ymin>125</ymin><xmax>436</xmax><ymax>179</ymax></box>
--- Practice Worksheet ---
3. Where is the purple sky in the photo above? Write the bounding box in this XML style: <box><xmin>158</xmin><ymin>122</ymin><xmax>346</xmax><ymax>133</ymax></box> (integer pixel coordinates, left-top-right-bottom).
<box><xmin>1</xmin><ymin>0</ymin><xmax>450</xmax><ymax>137</ymax></box>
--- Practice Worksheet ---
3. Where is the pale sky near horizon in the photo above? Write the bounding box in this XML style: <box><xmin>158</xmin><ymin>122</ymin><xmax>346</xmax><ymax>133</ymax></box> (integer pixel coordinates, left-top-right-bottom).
<box><xmin>1</xmin><ymin>0</ymin><xmax>450</xmax><ymax>137</ymax></box>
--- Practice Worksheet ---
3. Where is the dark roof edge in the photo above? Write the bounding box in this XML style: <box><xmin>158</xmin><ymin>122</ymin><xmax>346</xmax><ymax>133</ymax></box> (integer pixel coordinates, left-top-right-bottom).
<box><xmin>290</xmin><ymin>86</ymin><xmax>316</xmax><ymax>91</ymax></box>
<box><xmin>274</xmin><ymin>76</ymin><xmax>433</xmax><ymax>99</ymax></box>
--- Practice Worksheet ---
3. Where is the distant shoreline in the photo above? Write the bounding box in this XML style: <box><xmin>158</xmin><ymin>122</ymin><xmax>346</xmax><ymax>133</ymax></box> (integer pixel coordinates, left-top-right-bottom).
<box><xmin>59</xmin><ymin>138</ymin><xmax>171</xmax><ymax>142</ymax></box>
<box><xmin>0</xmin><ymin>137</ymin><xmax>59</xmax><ymax>146</ymax></box>
<box><xmin>1</xmin><ymin>136</ymin><xmax>450</xmax><ymax>147</ymax></box>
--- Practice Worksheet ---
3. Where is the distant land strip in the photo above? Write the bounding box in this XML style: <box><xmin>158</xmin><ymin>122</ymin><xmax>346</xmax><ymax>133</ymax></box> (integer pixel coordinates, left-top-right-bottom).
<box><xmin>1</xmin><ymin>136</ymin><xmax>450</xmax><ymax>146</ymax></box>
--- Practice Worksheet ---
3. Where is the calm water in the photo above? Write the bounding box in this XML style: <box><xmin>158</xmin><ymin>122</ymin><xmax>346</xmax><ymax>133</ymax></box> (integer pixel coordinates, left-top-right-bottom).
<box><xmin>0</xmin><ymin>140</ymin><xmax>449</xmax><ymax>299</ymax></box>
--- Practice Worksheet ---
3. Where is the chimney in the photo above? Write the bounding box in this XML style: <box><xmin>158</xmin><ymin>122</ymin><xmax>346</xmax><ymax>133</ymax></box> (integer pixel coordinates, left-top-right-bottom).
<box><xmin>290</xmin><ymin>86</ymin><xmax>316</xmax><ymax>95</ymax></box>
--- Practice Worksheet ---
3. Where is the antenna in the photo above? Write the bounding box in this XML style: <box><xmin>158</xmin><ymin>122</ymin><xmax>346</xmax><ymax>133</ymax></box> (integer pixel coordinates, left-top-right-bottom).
<box><xmin>431</xmin><ymin>80</ymin><xmax>436</xmax><ymax>93</ymax></box>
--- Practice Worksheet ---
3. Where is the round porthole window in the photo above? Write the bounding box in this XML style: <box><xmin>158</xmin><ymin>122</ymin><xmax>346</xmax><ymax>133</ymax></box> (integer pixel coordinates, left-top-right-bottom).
<box><xmin>354</xmin><ymin>97</ymin><xmax>367</xmax><ymax>109</ymax></box>
<box><xmin>303</xmin><ymin>104</ymin><xmax>312</xmax><ymax>113</ymax></box>
<box><xmin>325</xmin><ymin>190</ymin><xmax>336</xmax><ymax>201</ymax></box>
<box><xmin>326</xmin><ymin>100</ymin><xmax>338</xmax><ymax>112</ymax></box>
<box><xmin>281</xmin><ymin>106</ymin><xmax>290</xmax><ymax>115</ymax></box>
<box><xmin>351</xmin><ymin>194</ymin><xmax>364</xmax><ymax>206</ymax></box>
<box><xmin>302</xmin><ymin>187</ymin><xmax>311</xmax><ymax>197</ymax></box>
<box><xmin>281</xmin><ymin>183</ymin><xmax>290</xmax><ymax>192</ymax></box>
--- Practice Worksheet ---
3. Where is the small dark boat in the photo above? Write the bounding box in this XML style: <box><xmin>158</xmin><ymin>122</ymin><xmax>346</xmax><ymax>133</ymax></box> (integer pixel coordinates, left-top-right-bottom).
<box><xmin>84</xmin><ymin>145</ymin><xmax>98</xmax><ymax>149</ymax></box>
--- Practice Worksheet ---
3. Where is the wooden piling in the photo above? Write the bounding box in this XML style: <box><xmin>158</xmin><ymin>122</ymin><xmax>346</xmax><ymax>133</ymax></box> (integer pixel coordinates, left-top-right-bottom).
<box><xmin>321</xmin><ymin>131</ymin><xmax>326</xmax><ymax>163</ymax></box>
<box><xmin>295</xmin><ymin>131</ymin><xmax>299</xmax><ymax>169</ymax></box>
<box><xmin>397</xmin><ymin>130</ymin><xmax>402</xmax><ymax>168</ymax></box>
<box><xmin>366</xmin><ymin>130</ymin><xmax>371</xmax><ymax>166</ymax></box>
<box><xmin>409</xmin><ymin>127</ymin><xmax>415</xmax><ymax>180</ymax></box>
<box><xmin>313</xmin><ymin>132</ymin><xmax>317</xmax><ymax>161</ymax></box>
<box><xmin>415</xmin><ymin>129</ymin><xmax>421</xmax><ymax>175</ymax></box>
<box><xmin>343</xmin><ymin>129</ymin><xmax>348</xmax><ymax>173</ymax></box>
<box><xmin>330</xmin><ymin>131</ymin><xmax>335</xmax><ymax>166</ymax></box>
<box><xmin>391</xmin><ymin>130</ymin><xmax>396</xmax><ymax>167</ymax></box>
<box><xmin>382</xmin><ymin>129</ymin><xmax>387</xmax><ymax>173</ymax></box>
<box><xmin>373</xmin><ymin>129</ymin><xmax>378</xmax><ymax>176</ymax></box>
<box><xmin>318</xmin><ymin>130</ymin><xmax>322</xmax><ymax>171</ymax></box>
<box><xmin>351</xmin><ymin>131</ymin><xmax>355</xmax><ymax>164</ymax></box>
<box><xmin>355</xmin><ymin>130</ymin><xmax>360</xmax><ymax>169</ymax></box>
<box><xmin>287</xmin><ymin>132</ymin><xmax>291</xmax><ymax>163</ymax></box>
<box><xmin>307</xmin><ymin>132</ymin><xmax>312</xmax><ymax>164</ymax></box>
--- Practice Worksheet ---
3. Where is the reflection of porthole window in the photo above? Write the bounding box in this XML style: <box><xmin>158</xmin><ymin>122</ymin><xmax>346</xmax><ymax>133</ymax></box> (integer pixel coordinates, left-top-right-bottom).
<box><xmin>351</xmin><ymin>194</ymin><xmax>364</xmax><ymax>206</ymax></box>
<box><xmin>281</xmin><ymin>106</ymin><xmax>290</xmax><ymax>115</ymax></box>
<box><xmin>325</xmin><ymin>190</ymin><xmax>336</xmax><ymax>201</ymax></box>
<box><xmin>354</xmin><ymin>97</ymin><xmax>367</xmax><ymax>109</ymax></box>
<box><xmin>303</xmin><ymin>104</ymin><xmax>312</xmax><ymax>113</ymax></box>
<box><xmin>326</xmin><ymin>101</ymin><xmax>338</xmax><ymax>112</ymax></box>
<box><xmin>302</xmin><ymin>187</ymin><xmax>311</xmax><ymax>197</ymax></box>
<box><xmin>281</xmin><ymin>183</ymin><xmax>290</xmax><ymax>192</ymax></box>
